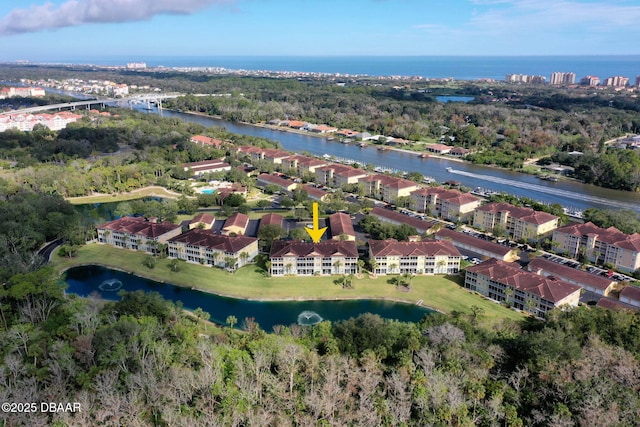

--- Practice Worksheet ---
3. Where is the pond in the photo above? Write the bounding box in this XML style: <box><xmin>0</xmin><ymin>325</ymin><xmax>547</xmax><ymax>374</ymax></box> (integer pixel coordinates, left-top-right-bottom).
<box><xmin>64</xmin><ymin>265</ymin><xmax>434</xmax><ymax>330</ymax></box>
<box><xmin>435</xmin><ymin>95</ymin><xmax>475</xmax><ymax>103</ymax></box>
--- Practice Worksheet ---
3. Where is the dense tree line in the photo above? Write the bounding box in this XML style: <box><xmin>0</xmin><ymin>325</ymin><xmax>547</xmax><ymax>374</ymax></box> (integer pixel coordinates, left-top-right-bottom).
<box><xmin>0</xmin><ymin>108</ymin><xmax>278</xmax><ymax>197</ymax></box>
<box><xmin>582</xmin><ymin>208</ymin><xmax>640</xmax><ymax>235</ymax></box>
<box><xmin>2</xmin><ymin>264</ymin><xmax>640</xmax><ymax>426</ymax></box>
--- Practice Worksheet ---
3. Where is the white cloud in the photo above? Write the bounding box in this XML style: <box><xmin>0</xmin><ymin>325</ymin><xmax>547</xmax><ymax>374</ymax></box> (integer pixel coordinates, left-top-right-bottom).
<box><xmin>0</xmin><ymin>0</ymin><xmax>234</xmax><ymax>36</ymax></box>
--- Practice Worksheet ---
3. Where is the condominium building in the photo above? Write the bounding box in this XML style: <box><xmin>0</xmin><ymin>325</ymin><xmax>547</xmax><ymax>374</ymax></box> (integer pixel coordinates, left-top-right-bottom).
<box><xmin>465</xmin><ymin>259</ymin><xmax>581</xmax><ymax>316</ymax></box>
<box><xmin>602</xmin><ymin>76</ymin><xmax>629</xmax><ymax>88</ymax></box>
<box><xmin>221</xmin><ymin>213</ymin><xmax>249</xmax><ymax>236</ymax></box>
<box><xmin>315</xmin><ymin>164</ymin><xmax>368</xmax><ymax>188</ymax></box>
<box><xmin>182</xmin><ymin>159</ymin><xmax>231</xmax><ymax>176</ymax></box>
<box><xmin>280</xmin><ymin>155</ymin><xmax>328</xmax><ymax>175</ymax></box>
<box><xmin>370</xmin><ymin>207</ymin><xmax>438</xmax><ymax>234</ymax></box>
<box><xmin>579</xmin><ymin>75</ymin><xmax>600</xmax><ymax>86</ymax></box>
<box><xmin>269</xmin><ymin>240</ymin><xmax>358</xmax><ymax>276</ymax></box>
<box><xmin>551</xmin><ymin>222</ymin><xmax>640</xmax><ymax>273</ymax></box>
<box><xmin>550</xmin><ymin>72</ymin><xmax>576</xmax><ymax>85</ymax></box>
<box><xmin>97</xmin><ymin>216</ymin><xmax>182</xmax><ymax>253</ymax></box>
<box><xmin>473</xmin><ymin>203</ymin><xmax>559</xmax><ymax>241</ymax></box>
<box><xmin>358</xmin><ymin>174</ymin><xmax>419</xmax><ymax>203</ymax></box>
<box><xmin>434</xmin><ymin>229</ymin><xmax>520</xmax><ymax>262</ymax></box>
<box><xmin>410</xmin><ymin>187</ymin><xmax>481</xmax><ymax>221</ymax></box>
<box><xmin>368</xmin><ymin>239</ymin><xmax>461</xmax><ymax>275</ymax></box>
<box><xmin>527</xmin><ymin>258</ymin><xmax>616</xmax><ymax>297</ymax></box>
<box><xmin>167</xmin><ymin>229</ymin><xmax>258</xmax><ymax>270</ymax></box>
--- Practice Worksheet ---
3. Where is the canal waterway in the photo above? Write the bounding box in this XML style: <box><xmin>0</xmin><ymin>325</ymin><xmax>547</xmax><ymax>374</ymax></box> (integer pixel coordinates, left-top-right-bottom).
<box><xmin>64</xmin><ymin>265</ymin><xmax>433</xmax><ymax>330</ymax></box>
<box><xmin>141</xmin><ymin>108</ymin><xmax>640</xmax><ymax>213</ymax></box>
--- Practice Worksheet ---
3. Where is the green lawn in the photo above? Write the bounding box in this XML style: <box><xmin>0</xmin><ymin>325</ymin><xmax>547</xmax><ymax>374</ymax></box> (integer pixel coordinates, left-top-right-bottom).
<box><xmin>66</xmin><ymin>186</ymin><xmax>188</xmax><ymax>205</ymax></box>
<box><xmin>54</xmin><ymin>244</ymin><xmax>524</xmax><ymax>324</ymax></box>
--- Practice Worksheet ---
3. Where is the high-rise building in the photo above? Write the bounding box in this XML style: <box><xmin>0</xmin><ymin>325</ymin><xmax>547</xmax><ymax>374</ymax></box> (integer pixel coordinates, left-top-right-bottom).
<box><xmin>635</xmin><ymin>75</ymin><xmax>640</xmax><ymax>87</ymax></box>
<box><xmin>603</xmin><ymin>76</ymin><xmax>629</xmax><ymax>88</ymax></box>
<box><xmin>550</xmin><ymin>72</ymin><xmax>576</xmax><ymax>85</ymax></box>
<box><xmin>579</xmin><ymin>75</ymin><xmax>600</xmax><ymax>86</ymax></box>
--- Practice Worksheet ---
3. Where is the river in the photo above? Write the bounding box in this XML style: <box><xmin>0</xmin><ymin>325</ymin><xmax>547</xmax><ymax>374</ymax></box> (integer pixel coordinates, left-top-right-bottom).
<box><xmin>139</xmin><ymin>107</ymin><xmax>640</xmax><ymax>213</ymax></box>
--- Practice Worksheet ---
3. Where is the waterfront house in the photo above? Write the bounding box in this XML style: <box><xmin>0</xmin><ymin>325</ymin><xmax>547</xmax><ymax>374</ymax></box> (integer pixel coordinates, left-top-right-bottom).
<box><xmin>222</xmin><ymin>213</ymin><xmax>249</xmax><ymax>236</ymax></box>
<box><xmin>368</xmin><ymin>239</ymin><xmax>461</xmax><ymax>275</ymax></box>
<box><xmin>97</xmin><ymin>216</ymin><xmax>182</xmax><ymax>254</ymax></box>
<box><xmin>551</xmin><ymin>222</ymin><xmax>640</xmax><ymax>273</ymax></box>
<box><xmin>167</xmin><ymin>229</ymin><xmax>258</xmax><ymax>270</ymax></box>
<box><xmin>464</xmin><ymin>259</ymin><xmax>581</xmax><ymax>317</ymax></box>
<box><xmin>269</xmin><ymin>240</ymin><xmax>358</xmax><ymax>276</ymax></box>
<box><xmin>329</xmin><ymin>212</ymin><xmax>356</xmax><ymax>241</ymax></box>
<box><xmin>426</xmin><ymin>143</ymin><xmax>453</xmax><ymax>154</ymax></box>
<box><xmin>527</xmin><ymin>257</ymin><xmax>616</xmax><ymax>297</ymax></box>
<box><xmin>434</xmin><ymin>228</ymin><xmax>519</xmax><ymax>262</ymax></box>
<box><xmin>473</xmin><ymin>202</ymin><xmax>559</xmax><ymax>241</ymax></box>
<box><xmin>410</xmin><ymin>187</ymin><xmax>481</xmax><ymax>221</ymax></box>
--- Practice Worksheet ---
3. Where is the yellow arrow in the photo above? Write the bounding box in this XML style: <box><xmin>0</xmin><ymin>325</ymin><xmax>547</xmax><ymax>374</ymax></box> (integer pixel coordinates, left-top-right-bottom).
<box><xmin>305</xmin><ymin>202</ymin><xmax>327</xmax><ymax>243</ymax></box>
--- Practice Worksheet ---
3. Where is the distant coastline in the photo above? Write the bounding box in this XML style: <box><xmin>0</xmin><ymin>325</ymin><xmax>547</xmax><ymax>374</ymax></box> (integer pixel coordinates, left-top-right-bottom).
<box><xmin>9</xmin><ymin>55</ymin><xmax>640</xmax><ymax>81</ymax></box>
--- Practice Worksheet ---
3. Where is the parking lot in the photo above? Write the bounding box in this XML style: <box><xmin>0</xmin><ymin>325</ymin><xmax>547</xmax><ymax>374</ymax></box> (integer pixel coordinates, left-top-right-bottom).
<box><xmin>540</xmin><ymin>253</ymin><xmax>635</xmax><ymax>282</ymax></box>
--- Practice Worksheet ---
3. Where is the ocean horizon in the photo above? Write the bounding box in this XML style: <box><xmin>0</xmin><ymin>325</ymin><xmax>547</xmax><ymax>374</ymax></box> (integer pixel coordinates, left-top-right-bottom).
<box><xmin>33</xmin><ymin>55</ymin><xmax>640</xmax><ymax>82</ymax></box>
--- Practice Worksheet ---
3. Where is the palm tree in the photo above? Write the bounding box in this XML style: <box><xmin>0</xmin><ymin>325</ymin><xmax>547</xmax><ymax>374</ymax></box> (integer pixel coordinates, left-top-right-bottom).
<box><xmin>436</xmin><ymin>259</ymin><xmax>447</xmax><ymax>274</ymax></box>
<box><xmin>285</xmin><ymin>263</ymin><xmax>293</xmax><ymax>275</ymax></box>
<box><xmin>357</xmin><ymin>259</ymin><xmax>365</xmax><ymax>275</ymax></box>
<box><xmin>369</xmin><ymin>258</ymin><xmax>378</xmax><ymax>275</ymax></box>
<box><xmin>212</xmin><ymin>251</ymin><xmax>221</xmax><ymax>267</ymax></box>
<box><xmin>333</xmin><ymin>259</ymin><xmax>343</xmax><ymax>275</ymax></box>
<box><xmin>389</xmin><ymin>263</ymin><xmax>398</xmax><ymax>274</ymax></box>
<box><xmin>226</xmin><ymin>315</ymin><xmax>238</xmax><ymax>329</ymax></box>
<box><xmin>525</xmin><ymin>298</ymin><xmax>537</xmax><ymax>315</ymax></box>
<box><xmin>239</xmin><ymin>251</ymin><xmax>250</xmax><ymax>267</ymax></box>
<box><xmin>503</xmin><ymin>286</ymin><xmax>514</xmax><ymax>305</ymax></box>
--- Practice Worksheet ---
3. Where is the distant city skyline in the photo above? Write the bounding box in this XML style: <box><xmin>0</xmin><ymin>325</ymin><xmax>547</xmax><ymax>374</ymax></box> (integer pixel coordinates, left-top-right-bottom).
<box><xmin>0</xmin><ymin>0</ymin><xmax>639</xmax><ymax>61</ymax></box>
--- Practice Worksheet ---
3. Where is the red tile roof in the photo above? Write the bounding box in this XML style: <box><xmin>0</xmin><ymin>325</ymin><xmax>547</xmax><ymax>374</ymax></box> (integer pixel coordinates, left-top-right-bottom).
<box><xmin>270</xmin><ymin>240</ymin><xmax>358</xmax><ymax>258</ymax></box>
<box><xmin>302</xmin><ymin>184</ymin><xmax>328</xmax><ymax>200</ymax></box>
<box><xmin>190</xmin><ymin>213</ymin><xmax>215</xmax><ymax>225</ymax></box>
<box><xmin>527</xmin><ymin>258</ymin><xmax>615</xmax><ymax>292</ymax></box>
<box><xmin>257</xmin><ymin>173</ymin><xmax>297</xmax><ymax>188</ymax></box>
<box><xmin>411</xmin><ymin>187</ymin><xmax>480</xmax><ymax>206</ymax></box>
<box><xmin>370</xmin><ymin>207</ymin><xmax>438</xmax><ymax>233</ymax></box>
<box><xmin>259</xmin><ymin>213</ymin><xmax>283</xmax><ymax>229</ymax></box>
<box><xmin>369</xmin><ymin>239</ymin><xmax>460</xmax><ymax>257</ymax></box>
<box><xmin>223</xmin><ymin>213</ymin><xmax>249</xmax><ymax>230</ymax></box>
<box><xmin>466</xmin><ymin>258</ymin><xmax>582</xmax><ymax>303</ymax></box>
<box><xmin>98</xmin><ymin>216</ymin><xmax>181</xmax><ymax>239</ymax></box>
<box><xmin>190</xmin><ymin>135</ymin><xmax>223</xmax><ymax>146</ymax></box>
<box><xmin>329</xmin><ymin>212</ymin><xmax>355</xmax><ymax>238</ymax></box>
<box><xmin>596</xmin><ymin>298</ymin><xmax>637</xmax><ymax>311</ymax></box>
<box><xmin>476</xmin><ymin>202</ymin><xmax>558</xmax><ymax>225</ymax></box>
<box><xmin>554</xmin><ymin>222</ymin><xmax>640</xmax><ymax>252</ymax></box>
<box><xmin>435</xmin><ymin>229</ymin><xmax>513</xmax><ymax>257</ymax></box>
<box><xmin>169</xmin><ymin>229</ymin><xmax>256</xmax><ymax>253</ymax></box>
<box><xmin>620</xmin><ymin>285</ymin><xmax>640</xmax><ymax>302</ymax></box>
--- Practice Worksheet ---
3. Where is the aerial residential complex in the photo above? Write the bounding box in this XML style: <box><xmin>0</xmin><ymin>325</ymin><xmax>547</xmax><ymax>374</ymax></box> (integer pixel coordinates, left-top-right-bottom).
<box><xmin>167</xmin><ymin>229</ymin><xmax>258</xmax><ymax>270</ymax></box>
<box><xmin>552</xmin><ymin>222</ymin><xmax>640</xmax><ymax>273</ymax></box>
<box><xmin>473</xmin><ymin>202</ymin><xmax>559</xmax><ymax>241</ymax></box>
<box><xmin>465</xmin><ymin>259</ymin><xmax>582</xmax><ymax>316</ymax></box>
<box><xmin>368</xmin><ymin>239</ymin><xmax>461</xmax><ymax>275</ymax></box>
<box><xmin>269</xmin><ymin>240</ymin><xmax>359</xmax><ymax>276</ymax></box>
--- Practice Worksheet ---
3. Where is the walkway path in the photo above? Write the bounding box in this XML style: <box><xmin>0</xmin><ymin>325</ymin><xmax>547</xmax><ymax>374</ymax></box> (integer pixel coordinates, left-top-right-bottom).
<box><xmin>66</xmin><ymin>186</ymin><xmax>192</xmax><ymax>204</ymax></box>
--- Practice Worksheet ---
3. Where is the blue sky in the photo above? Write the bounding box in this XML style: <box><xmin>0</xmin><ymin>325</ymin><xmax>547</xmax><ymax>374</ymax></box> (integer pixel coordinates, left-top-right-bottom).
<box><xmin>0</xmin><ymin>0</ymin><xmax>639</xmax><ymax>62</ymax></box>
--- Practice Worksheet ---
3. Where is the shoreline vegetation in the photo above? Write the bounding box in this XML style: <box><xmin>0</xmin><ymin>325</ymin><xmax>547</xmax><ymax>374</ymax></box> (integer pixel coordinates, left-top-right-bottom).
<box><xmin>54</xmin><ymin>244</ymin><xmax>524</xmax><ymax>324</ymax></box>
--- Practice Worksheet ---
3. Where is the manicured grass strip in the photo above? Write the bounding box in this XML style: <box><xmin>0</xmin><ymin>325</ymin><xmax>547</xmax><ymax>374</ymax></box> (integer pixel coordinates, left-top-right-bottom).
<box><xmin>66</xmin><ymin>186</ymin><xmax>187</xmax><ymax>205</ymax></box>
<box><xmin>54</xmin><ymin>244</ymin><xmax>524</xmax><ymax>324</ymax></box>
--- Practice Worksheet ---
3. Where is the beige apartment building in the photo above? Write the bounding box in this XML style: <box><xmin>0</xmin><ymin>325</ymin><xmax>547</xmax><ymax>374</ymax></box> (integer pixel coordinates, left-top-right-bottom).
<box><xmin>552</xmin><ymin>222</ymin><xmax>640</xmax><ymax>273</ymax></box>
<box><xmin>410</xmin><ymin>187</ymin><xmax>481</xmax><ymax>221</ymax></box>
<box><xmin>473</xmin><ymin>202</ymin><xmax>559</xmax><ymax>241</ymax></box>
<box><xmin>269</xmin><ymin>240</ymin><xmax>358</xmax><ymax>276</ymax></box>
<box><xmin>168</xmin><ymin>229</ymin><xmax>258</xmax><ymax>271</ymax></box>
<box><xmin>465</xmin><ymin>259</ymin><xmax>581</xmax><ymax>317</ymax></box>
<box><xmin>368</xmin><ymin>239</ymin><xmax>461</xmax><ymax>275</ymax></box>
<box><xmin>97</xmin><ymin>216</ymin><xmax>182</xmax><ymax>254</ymax></box>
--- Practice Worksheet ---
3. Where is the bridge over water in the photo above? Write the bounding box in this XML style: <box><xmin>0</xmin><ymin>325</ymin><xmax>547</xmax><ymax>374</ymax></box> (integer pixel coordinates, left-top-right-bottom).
<box><xmin>0</xmin><ymin>93</ymin><xmax>185</xmax><ymax>115</ymax></box>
